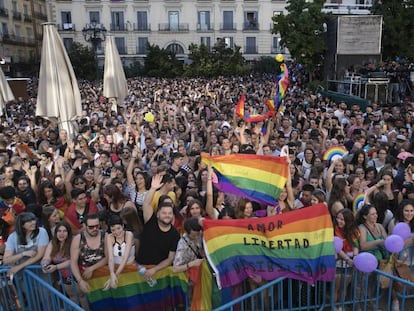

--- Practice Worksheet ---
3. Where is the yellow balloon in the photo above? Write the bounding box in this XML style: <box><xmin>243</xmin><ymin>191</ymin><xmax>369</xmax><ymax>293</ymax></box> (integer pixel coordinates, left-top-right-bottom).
<box><xmin>275</xmin><ymin>54</ymin><xmax>284</xmax><ymax>62</ymax></box>
<box><xmin>144</xmin><ymin>112</ymin><xmax>155</xmax><ymax>123</ymax></box>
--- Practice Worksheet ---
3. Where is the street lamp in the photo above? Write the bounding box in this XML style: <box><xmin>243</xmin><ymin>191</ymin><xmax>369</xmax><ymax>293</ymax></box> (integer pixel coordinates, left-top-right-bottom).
<box><xmin>82</xmin><ymin>20</ymin><xmax>107</xmax><ymax>53</ymax></box>
<box><xmin>82</xmin><ymin>20</ymin><xmax>107</xmax><ymax>79</ymax></box>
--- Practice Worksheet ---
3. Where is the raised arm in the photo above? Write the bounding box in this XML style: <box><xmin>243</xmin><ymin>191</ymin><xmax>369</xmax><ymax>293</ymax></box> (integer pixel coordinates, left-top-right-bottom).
<box><xmin>142</xmin><ymin>174</ymin><xmax>163</xmax><ymax>223</ymax></box>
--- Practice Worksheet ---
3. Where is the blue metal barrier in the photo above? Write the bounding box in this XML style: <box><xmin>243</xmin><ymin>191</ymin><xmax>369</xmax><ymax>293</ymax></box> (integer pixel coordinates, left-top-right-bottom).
<box><xmin>0</xmin><ymin>266</ymin><xmax>84</xmax><ymax>311</ymax></box>
<box><xmin>214</xmin><ymin>266</ymin><xmax>414</xmax><ymax>311</ymax></box>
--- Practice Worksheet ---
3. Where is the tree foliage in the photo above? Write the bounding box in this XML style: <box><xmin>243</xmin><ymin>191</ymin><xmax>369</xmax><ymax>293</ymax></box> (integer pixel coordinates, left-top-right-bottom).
<box><xmin>125</xmin><ymin>61</ymin><xmax>145</xmax><ymax>78</ymax></box>
<box><xmin>144</xmin><ymin>44</ymin><xmax>183</xmax><ymax>78</ymax></box>
<box><xmin>67</xmin><ymin>42</ymin><xmax>97</xmax><ymax>81</ymax></box>
<box><xmin>252</xmin><ymin>57</ymin><xmax>279</xmax><ymax>74</ymax></box>
<box><xmin>371</xmin><ymin>0</ymin><xmax>414</xmax><ymax>60</ymax></box>
<box><xmin>272</xmin><ymin>0</ymin><xmax>330</xmax><ymax>78</ymax></box>
<box><xmin>184</xmin><ymin>38</ymin><xmax>248</xmax><ymax>77</ymax></box>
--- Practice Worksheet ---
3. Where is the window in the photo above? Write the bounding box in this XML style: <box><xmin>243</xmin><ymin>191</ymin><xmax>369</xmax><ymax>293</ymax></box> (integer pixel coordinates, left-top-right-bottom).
<box><xmin>15</xmin><ymin>25</ymin><xmax>21</xmax><ymax>37</ymax></box>
<box><xmin>244</xmin><ymin>11</ymin><xmax>258</xmax><ymax>29</ymax></box>
<box><xmin>115</xmin><ymin>37</ymin><xmax>126</xmax><ymax>54</ymax></box>
<box><xmin>223</xmin><ymin>11</ymin><xmax>233</xmax><ymax>30</ymax></box>
<box><xmin>61</xmin><ymin>11</ymin><xmax>72</xmax><ymax>29</ymax></box>
<box><xmin>26</xmin><ymin>27</ymin><xmax>32</xmax><ymax>38</ymax></box>
<box><xmin>2</xmin><ymin>23</ymin><xmax>8</xmax><ymax>36</ymax></box>
<box><xmin>63</xmin><ymin>38</ymin><xmax>73</xmax><ymax>52</ymax></box>
<box><xmin>169</xmin><ymin>11</ymin><xmax>179</xmax><ymax>31</ymax></box>
<box><xmin>223</xmin><ymin>36</ymin><xmax>233</xmax><ymax>48</ymax></box>
<box><xmin>198</xmin><ymin>11</ymin><xmax>210</xmax><ymax>31</ymax></box>
<box><xmin>200</xmin><ymin>36</ymin><xmax>211</xmax><ymax>50</ymax></box>
<box><xmin>272</xmin><ymin>36</ymin><xmax>283</xmax><ymax>53</ymax></box>
<box><xmin>166</xmin><ymin>43</ymin><xmax>184</xmax><ymax>54</ymax></box>
<box><xmin>111</xmin><ymin>11</ymin><xmax>125</xmax><ymax>30</ymax></box>
<box><xmin>89</xmin><ymin>11</ymin><xmax>100</xmax><ymax>24</ymax></box>
<box><xmin>137</xmin><ymin>37</ymin><xmax>148</xmax><ymax>54</ymax></box>
<box><xmin>245</xmin><ymin>37</ymin><xmax>256</xmax><ymax>53</ymax></box>
<box><xmin>23</xmin><ymin>5</ymin><xmax>28</xmax><ymax>15</ymax></box>
<box><xmin>136</xmin><ymin>11</ymin><xmax>148</xmax><ymax>31</ymax></box>
<box><xmin>12</xmin><ymin>1</ymin><xmax>16</xmax><ymax>11</ymax></box>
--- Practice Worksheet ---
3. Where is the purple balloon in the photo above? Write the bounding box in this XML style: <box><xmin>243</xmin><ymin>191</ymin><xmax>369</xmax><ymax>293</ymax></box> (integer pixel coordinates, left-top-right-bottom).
<box><xmin>384</xmin><ymin>235</ymin><xmax>404</xmax><ymax>253</ymax></box>
<box><xmin>334</xmin><ymin>236</ymin><xmax>343</xmax><ymax>254</ymax></box>
<box><xmin>354</xmin><ymin>253</ymin><xmax>378</xmax><ymax>273</ymax></box>
<box><xmin>392</xmin><ymin>223</ymin><xmax>411</xmax><ymax>240</ymax></box>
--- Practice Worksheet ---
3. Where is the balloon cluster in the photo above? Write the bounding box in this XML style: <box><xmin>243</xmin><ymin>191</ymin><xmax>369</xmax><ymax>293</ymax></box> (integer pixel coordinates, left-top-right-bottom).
<box><xmin>333</xmin><ymin>222</ymin><xmax>411</xmax><ymax>273</ymax></box>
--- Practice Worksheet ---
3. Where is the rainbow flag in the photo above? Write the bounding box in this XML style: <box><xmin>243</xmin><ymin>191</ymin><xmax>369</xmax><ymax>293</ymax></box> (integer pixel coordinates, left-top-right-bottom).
<box><xmin>88</xmin><ymin>264</ymin><xmax>188</xmax><ymax>311</ymax></box>
<box><xmin>201</xmin><ymin>153</ymin><xmax>288</xmax><ymax>206</ymax></box>
<box><xmin>275</xmin><ymin>63</ymin><xmax>289</xmax><ymax>108</ymax></box>
<box><xmin>235</xmin><ymin>95</ymin><xmax>276</xmax><ymax>123</ymax></box>
<box><xmin>203</xmin><ymin>203</ymin><xmax>336</xmax><ymax>288</ymax></box>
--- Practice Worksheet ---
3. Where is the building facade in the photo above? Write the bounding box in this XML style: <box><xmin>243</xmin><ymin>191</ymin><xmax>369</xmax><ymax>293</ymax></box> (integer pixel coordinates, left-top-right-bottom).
<box><xmin>0</xmin><ymin>0</ymin><xmax>47</xmax><ymax>75</ymax></box>
<box><xmin>50</xmin><ymin>0</ymin><xmax>291</xmax><ymax>65</ymax></box>
<box><xmin>0</xmin><ymin>0</ymin><xmax>373</xmax><ymax>75</ymax></box>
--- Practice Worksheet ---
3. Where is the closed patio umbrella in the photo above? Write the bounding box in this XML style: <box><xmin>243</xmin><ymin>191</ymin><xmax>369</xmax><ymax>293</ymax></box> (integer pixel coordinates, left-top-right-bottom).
<box><xmin>103</xmin><ymin>35</ymin><xmax>128</xmax><ymax>112</ymax></box>
<box><xmin>36</xmin><ymin>23</ymin><xmax>82</xmax><ymax>138</ymax></box>
<box><xmin>0</xmin><ymin>66</ymin><xmax>15</xmax><ymax>116</ymax></box>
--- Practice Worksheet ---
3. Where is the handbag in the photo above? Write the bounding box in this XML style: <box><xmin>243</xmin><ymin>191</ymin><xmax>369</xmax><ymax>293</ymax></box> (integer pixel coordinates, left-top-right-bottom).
<box><xmin>378</xmin><ymin>256</ymin><xmax>394</xmax><ymax>289</ymax></box>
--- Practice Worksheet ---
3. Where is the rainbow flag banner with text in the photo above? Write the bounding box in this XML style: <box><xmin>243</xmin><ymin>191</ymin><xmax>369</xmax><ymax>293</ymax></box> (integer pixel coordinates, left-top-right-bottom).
<box><xmin>203</xmin><ymin>203</ymin><xmax>335</xmax><ymax>288</ymax></box>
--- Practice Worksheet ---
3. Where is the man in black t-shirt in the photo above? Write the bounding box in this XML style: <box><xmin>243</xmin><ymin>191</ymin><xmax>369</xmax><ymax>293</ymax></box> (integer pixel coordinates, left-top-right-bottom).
<box><xmin>137</xmin><ymin>174</ymin><xmax>180</xmax><ymax>279</ymax></box>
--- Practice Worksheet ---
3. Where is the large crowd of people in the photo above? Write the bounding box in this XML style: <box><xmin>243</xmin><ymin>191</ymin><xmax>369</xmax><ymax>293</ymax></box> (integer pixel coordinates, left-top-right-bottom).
<box><xmin>0</xmin><ymin>60</ymin><xmax>414</xmax><ymax>310</ymax></box>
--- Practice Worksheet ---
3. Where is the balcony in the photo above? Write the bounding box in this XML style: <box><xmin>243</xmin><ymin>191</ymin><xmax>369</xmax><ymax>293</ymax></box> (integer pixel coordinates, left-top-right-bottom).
<box><xmin>196</xmin><ymin>23</ymin><xmax>214</xmax><ymax>32</ymax></box>
<box><xmin>133</xmin><ymin>23</ymin><xmax>151</xmax><ymax>32</ymax></box>
<box><xmin>0</xmin><ymin>7</ymin><xmax>8</xmax><ymax>17</ymax></box>
<box><xmin>136</xmin><ymin>46</ymin><xmax>148</xmax><ymax>54</ymax></box>
<box><xmin>322</xmin><ymin>2</ymin><xmax>372</xmax><ymax>15</ymax></box>
<box><xmin>23</xmin><ymin>14</ymin><xmax>32</xmax><ymax>22</ymax></box>
<box><xmin>58</xmin><ymin>23</ymin><xmax>76</xmax><ymax>31</ymax></box>
<box><xmin>244</xmin><ymin>46</ymin><xmax>258</xmax><ymax>54</ymax></box>
<box><xmin>243</xmin><ymin>22</ymin><xmax>259</xmax><ymax>31</ymax></box>
<box><xmin>2</xmin><ymin>34</ymin><xmax>35</xmax><ymax>47</ymax></box>
<box><xmin>158</xmin><ymin>23</ymin><xmax>189</xmax><ymax>32</ymax></box>
<box><xmin>220</xmin><ymin>23</ymin><xmax>236</xmax><ymax>31</ymax></box>
<box><xmin>271</xmin><ymin>47</ymin><xmax>284</xmax><ymax>54</ymax></box>
<box><xmin>110</xmin><ymin>23</ymin><xmax>128</xmax><ymax>31</ymax></box>
<box><xmin>12</xmin><ymin>11</ymin><xmax>22</xmax><ymax>20</ymax></box>
<box><xmin>34</xmin><ymin>11</ymin><xmax>48</xmax><ymax>20</ymax></box>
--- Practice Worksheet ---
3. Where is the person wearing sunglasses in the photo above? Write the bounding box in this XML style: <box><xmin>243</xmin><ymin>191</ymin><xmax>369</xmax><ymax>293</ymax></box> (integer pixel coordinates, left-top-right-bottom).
<box><xmin>64</xmin><ymin>189</ymin><xmax>98</xmax><ymax>235</ymax></box>
<box><xmin>70</xmin><ymin>213</ymin><xmax>107</xmax><ymax>294</ymax></box>
<box><xmin>103</xmin><ymin>215</ymin><xmax>135</xmax><ymax>290</ymax></box>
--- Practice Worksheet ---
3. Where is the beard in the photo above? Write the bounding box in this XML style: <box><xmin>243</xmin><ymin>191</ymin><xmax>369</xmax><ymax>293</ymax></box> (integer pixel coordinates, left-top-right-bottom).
<box><xmin>158</xmin><ymin>218</ymin><xmax>173</xmax><ymax>227</ymax></box>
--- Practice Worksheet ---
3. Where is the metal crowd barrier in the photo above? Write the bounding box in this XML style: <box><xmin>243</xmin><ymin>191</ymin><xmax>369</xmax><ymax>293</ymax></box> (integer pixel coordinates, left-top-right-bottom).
<box><xmin>214</xmin><ymin>244</ymin><xmax>414</xmax><ymax>311</ymax></box>
<box><xmin>0</xmin><ymin>265</ymin><xmax>84</xmax><ymax>311</ymax></box>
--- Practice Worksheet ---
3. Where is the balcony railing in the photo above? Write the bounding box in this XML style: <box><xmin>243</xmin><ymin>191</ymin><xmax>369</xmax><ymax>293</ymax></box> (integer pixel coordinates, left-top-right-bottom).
<box><xmin>158</xmin><ymin>23</ymin><xmax>189</xmax><ymax>32</ymax></box>
<box><xmin>196</xmin><ymin>23</ymin><xmax>214</xmax><ymax>32</ymax></box>
<box><xmin>136</xmin><ymin>46</ymin><xmax>148</xmax><ymax>54</ymax></box>
<box><xmin>322</xmin><ymin>2</ymin><xmax>372</xmax><ymax>15</ymax></box>
<box><xmin>34</xmin><ymin>11</ymin><xmax>47</xmax><ymax>20</ymax></box>
<box><xmin>243</xmin><ymin>22</ymin><xmax>259</xmax><ymax>31</ymax></box>
<box><xmin>2</xmin><ymin>34</ymin><xmax>35</xmax><ymax>46</ymax></box>
<box><xmin>271</xmin><ymin>47</ymin><xmax>284</xmax><ymax>54</ymax></box>
<box><xmin>110</xmin><ymin>23</ymin><xmax>128</xmax><ymax>31</ymax></box>
<box><xmin>0</xmin><ymin>7</ymin><xmax>9</xmax><ymax>17</ymax></box>
<box><xmin>244</xmin><ymin>46</ymin><xmax>258</xmax><ymax>54</ymax></box>
<box><xmin>133</xmin><ymin>23</ymin><xmax>151</xmax><ymax>31</ymax></box>
<box><xmin>220</xmin><ymin>23</ymin><xmax>236</xmax><ymax>31</ymax></box>
<box><xmin>58</xmin><ymin>23</ymin><xmax>76</xmax><ymax>31</ymax></box>
<box><xmin>12</xmin><ymin>11</ymin><xmax>22</xmax><ymax>20</ymax></box>
<box><xmin>23</xmin><ymin>13</ymin><xmax>32</xmax><ymax>22</ymax></box>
